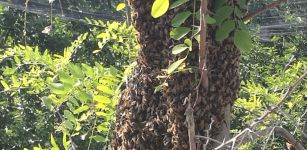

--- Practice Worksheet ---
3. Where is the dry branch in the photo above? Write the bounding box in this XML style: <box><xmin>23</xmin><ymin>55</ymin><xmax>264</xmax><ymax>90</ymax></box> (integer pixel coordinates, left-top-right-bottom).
<box><xmin>243</xmin><ymin>0</ymin><xmax>287</xmax><ymax>21</ymax></box>
<box><xmin>185</xmin><ymin>95</ymin><xmax>196</xmax><ymax>150</ymax></box>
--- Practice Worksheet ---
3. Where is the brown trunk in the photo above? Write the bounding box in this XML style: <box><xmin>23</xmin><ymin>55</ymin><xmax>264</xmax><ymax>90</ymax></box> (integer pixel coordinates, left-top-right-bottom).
<box><xmin>111</xmin><ymin>0</ymin><xmax>240</xmax><ymax>149</ymax></box>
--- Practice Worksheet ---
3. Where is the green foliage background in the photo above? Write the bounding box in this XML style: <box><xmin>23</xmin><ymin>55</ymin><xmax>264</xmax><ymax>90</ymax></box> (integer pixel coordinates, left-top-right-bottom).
<box><xmin>0</xmin><ymin>1</ymin><xmax>306</xmax><ymax>149</ymax></box>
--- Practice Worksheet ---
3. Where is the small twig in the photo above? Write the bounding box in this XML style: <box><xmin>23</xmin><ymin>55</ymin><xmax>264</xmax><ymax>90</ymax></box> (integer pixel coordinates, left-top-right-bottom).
<box><xmin>185</xmin><ymin>94</ymin><xmax>196</xmax><ymax>150</ymax></box>
<box><xmin>195</xmin><ymin>135</ymin><xmax>231</xmax><ymax>149</ymax></box>
<box><xmin>214</xmin><ymin>128</ymin><xmax>254</xmax><ymax>150</ymax></box>
<box><xmin>243</xmin><ymin>0</ymin><xmax>287</xmax><ymax>21</ymax></box>
<box><xmin>203</xmin><ymin>118</ymin><xmax>214</xmax><ymax>150</ymax></box>
<box><xmin>250</xmin><ymin>70</ymin><xmax>307</xmax><ymax>128</ymax></box>
<box><xmin>302</xmin><ymin>120</ymin><xmax>307</xmax><ymax>139</ymax></box>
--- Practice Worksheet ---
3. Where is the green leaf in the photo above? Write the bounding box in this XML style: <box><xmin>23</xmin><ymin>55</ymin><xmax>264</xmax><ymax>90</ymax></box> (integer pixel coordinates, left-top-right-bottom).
<box><xmin>91</xmin><ymin>135</ymin><xmax>105</xmax><ymax>143</ymax></box>
<box><xmin>1</xmin><ymin>80</ymin><xmax>10</xmax><ymax>91</ymax></box>
<box><xmin>49</xmin><ymin>83</ymin><xmax>67</xmax><ymax>95</ymax></box>
<box><xmin>172</xmin><ymin>44</ymin><xmax>189</xmax><ymax>55</ymax></box>
<box><xmin>50</xmin><ymin>134</ymin><xmax>60</xmax><ymax>150</ymax></box>
<box><xmin>64</xmin><ymin>110</ymin><xmax>75</xmax><ymax>123</ymax></box>
<box><xmin>206</xmin><ymin>15</ymin><xmax>216</xmax><ymax>24</ymax></box>
<box><xmin>116</xmin><ymin>2</ymin><xmax>126</xmax><ymax>11</ymax></box>
<box><xmin>154</xmin><ymin>85</ymin><xmax>163</xmax><ymax>93</ymax></box>
<box><xmin>97</xmin><ymin>85</ymin><xmax>114</xmax><ymax>95</ymax></box>
<box><xmin>214</xmin><ymin>0</ymin><xmax>227</xmax><ymax>10</ymax></box>
<box><xmin>151</xmin><ymin>0</ymin><xmax>170</xmax><ymax>18</ymax></box>
<box><xmin>42</xmin><ymin>96</ymin><xmax>53</xmax><ymax>110</ymax></box>
<box><xmin>234</xmin><ymin>7</ymin><xmax>243</xmax><ymax>18</ymax></box>
<box><xmin>239</xmin><ymin>0</ymin><xmax>247</xmax><ymax>9</ymax></box>
<box><xmin>167</xmin><ymin>58</ymin><xmax>186</xmax><ymax>74</ymax></box>
<box><xmin>215</xmin><ymin>19</ymin><xmax>235</xmax><ymax>41</ymax></box>
<box><xmin>170</xmin><ymin>0</ymin><xmax>189</xmax><ymax>9</ymax></box>
<box><xmin>62</xmin><ymin>132</ymin><xmax>71</xmax><ymax>150</ymax></box>
<box><xmin>93</xmin><ymin>95</ymin><xmax>112</xmax><ymax>104</ymax></box>
<box><xmin>63</xmin><ymin>120</ymin><xmax>74</xmax><ymax>130</ymax></box>
<box><xmin>214</xmin><ymin>6</ymin><xmax>233</xmax><ymax>25</ymax></box>
<box><xmin>3</xmin><ymin>68</ymin><xmax>16</xmax><ymax>75</ymax></box>
<box><xmin>14</xmin><ymin>56</ymin><xmax>21</xmax><ymax>64</ymax></box>
<box><xmin>96</xmin><ymin>112</ymin><xmax>108</xmax><ymax>116</ymax></box>
<box><xmin>171</xmin><ymin>11</ymin><xmax>192</xmax><ymax>27</ymax></box>
<box><xmin>184</xmin><ymin>39</ymin><xmax>192</xmax><ymax>47</ymax></box>
<box><xmin>75</xmin><ymin>91</ymin><xmax>92</xmax><ymax>103</ymax></box>
<box><xmin>234</xmin><ymin>29</ymin><xmax>253</xmax><ymax>51</ymax></box>
<box><xmin>73</xmin><ymin>105</ymin><xmax>89</xmax><ymax>114</ymax></box>
<box><xmin>69</xmin><ymin>64</ymin><xmax>84</xmax><ymax>78</ymax></box>
<box><xmin>170</xmin><ymin>27</ymin><xmax>190</xmax><ymax>40</ymax></box>
<box><xmin>11</xmin><ymin>75</ymin><xmax>20</xmax><ymax>87</ymax></box>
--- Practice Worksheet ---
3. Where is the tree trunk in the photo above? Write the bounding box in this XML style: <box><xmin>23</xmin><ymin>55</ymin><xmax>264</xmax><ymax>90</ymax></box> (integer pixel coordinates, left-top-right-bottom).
<box><xmin>111</xmin><ymin>0</ymin><xmax>240</xmax><ymax>149</ymax></box>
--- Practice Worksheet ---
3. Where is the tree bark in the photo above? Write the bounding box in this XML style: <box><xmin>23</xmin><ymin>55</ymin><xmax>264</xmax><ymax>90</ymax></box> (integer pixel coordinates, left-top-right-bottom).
<box><xmin>111</xmin><ymin>0</ymin><xmax>240</xmax><ymax>149</ymax></box>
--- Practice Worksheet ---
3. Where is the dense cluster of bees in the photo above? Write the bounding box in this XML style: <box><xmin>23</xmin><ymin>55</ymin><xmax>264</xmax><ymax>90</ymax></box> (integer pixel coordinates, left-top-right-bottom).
<box><xmin>111</xmin><ymin>0</ymin><xmax>241</xmax><ymax>149</ymax></box>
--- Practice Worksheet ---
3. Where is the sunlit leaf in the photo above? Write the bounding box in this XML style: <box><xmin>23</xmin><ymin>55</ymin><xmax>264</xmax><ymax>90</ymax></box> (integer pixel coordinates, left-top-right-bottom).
<box><xmin>1</xmin><ymin>80</ymin><xmax>10</xmax><ymax>91</ymax></box>
<box><xmin>167</xmin><ymin>58</ymin><xmax>186</xmax><ymax>74</ymax></box>
<box><xmin>172</xmin><ymin>44</ymin><xmax>189</xmax><ymax>55</ymax></box>
<box><xmin>96</xmin><ymin>112</ymin><xmax>108</xmax><ymax>116</ymax></box>
<box><xmin>94</xmin><ymin>95</ymin><xmax>112</xmax><ymax>104</ymax></box>
<box><xmin>97</xmin><ymin>86</ymin><xmax>114</xmax><ymax>95</ymax></box>
<box><xmin>73</xmin><ymin>105</ymin><xmax>89</xmax><ymax>114</ymax></box>
<box><xmin>50</xmin><ymin>134</ymin><xmax>60</xmax><ymax>150</ymax></box>
<box><xmin>151</xmin><ymin>0</ymin><xmax>170</xmax><ymax>18</ymax></box>
<box><xmin>116</xmin><ymin>3</ymin><xmax>126</xmax><ymax>11</ymax></box>
<box><xmin>3</xmin><ymin>68</ymin><xmax>16</xmax><ymax>75</ymax></box>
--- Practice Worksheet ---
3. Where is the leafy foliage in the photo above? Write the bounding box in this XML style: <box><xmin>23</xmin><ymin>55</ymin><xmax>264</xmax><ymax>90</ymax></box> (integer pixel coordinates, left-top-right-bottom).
<box><xmin>0</xmin><ymin>19</ymin><xmax>137</xmax><ymax>149</ymax></box>
<box><xmin>234</xmin><ymin>35</ymin><xmax>307</xmax><ymax>149</ymax></box>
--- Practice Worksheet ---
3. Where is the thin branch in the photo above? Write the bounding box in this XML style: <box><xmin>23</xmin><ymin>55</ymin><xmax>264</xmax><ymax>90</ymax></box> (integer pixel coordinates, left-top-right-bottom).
<box><xmin>199</xmin><ymin>0</ymin><xmax>208</xmax><ymax>89</ymax></box>
<box><xmin>185</xmin><ymin>94</ymin><xmax>196</xmax><ymax>150</ymax></box>
<box><xmin>243</xmin><ymin>0</ymin><xmax>287</xmax><ymax>21</ymax></box>
<box><xmin>215</xmin><ymin>127</ymin><xmax>306</xmax><ymax>150</ymax></box>
<box><xmin>195</xmin><ymin>135</ymin><xmax>232</xmax><ymax>149</ymax></box>
<box><xmin>303</xmin><ymin>120</ymin><xmax>307</xmax><ymax>139</ymax></box>
<box><xmin>250</xmin><ymin>70</ymin><xmax>307</xmax><ymax>128</ymax></box>
<box><xmin>194</xmin><ymin>0</ymin><xmax>208</xmax><ymax>108</ymax></box>
<box><xmin>203</xmin><ymin>118</ymin><xmax>215</xmax><ymax>150</ymax></box>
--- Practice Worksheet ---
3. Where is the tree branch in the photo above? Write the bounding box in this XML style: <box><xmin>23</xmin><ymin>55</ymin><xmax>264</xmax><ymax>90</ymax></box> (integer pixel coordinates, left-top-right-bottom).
<box><xmin>215</xmin><ymin>127</ymin><xmax>306</xmax><ymax>150</ymax></box>
<box><xmin>250</xmin><ymin>70</ymin><xmax>307</xmax><ymax>128</ymax></box>
<box><xmin>243</xmin><ymin>0</ymin><xmax>287</xmax><ymax>21</ymax></box>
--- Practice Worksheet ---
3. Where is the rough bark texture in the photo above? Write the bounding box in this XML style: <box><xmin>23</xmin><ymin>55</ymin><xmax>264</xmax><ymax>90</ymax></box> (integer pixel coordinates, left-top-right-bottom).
<box><xmin>111</xmin><ymin>0</ymin><xmax>241</xmax><ymax>149</ymax></box>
